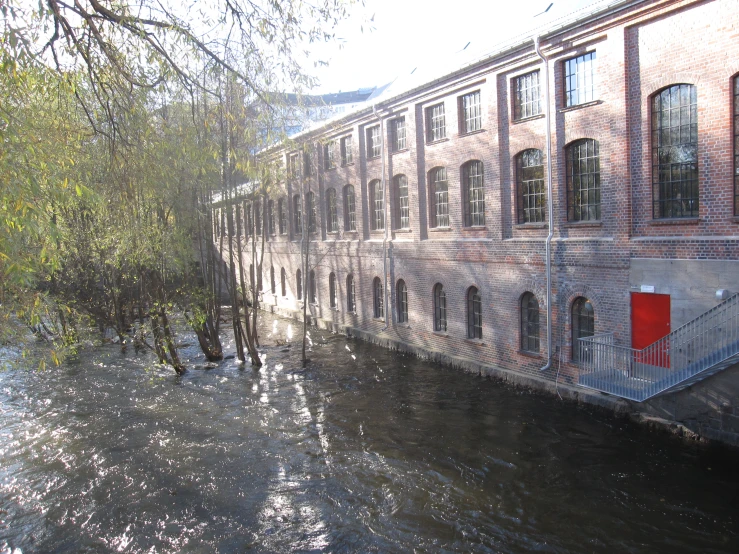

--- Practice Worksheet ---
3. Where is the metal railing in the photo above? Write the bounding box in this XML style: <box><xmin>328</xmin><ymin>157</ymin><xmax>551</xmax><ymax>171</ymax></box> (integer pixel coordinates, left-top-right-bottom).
<box><xmin>578</xmin><ymin>293</ymin><xmax>739</xmax><ymax>401</ymax></box>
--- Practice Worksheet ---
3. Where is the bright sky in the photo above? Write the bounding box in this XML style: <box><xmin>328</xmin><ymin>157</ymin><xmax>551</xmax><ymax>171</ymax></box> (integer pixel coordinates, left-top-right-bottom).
<box><xmin>306</xmin><ymin>0</ymin><xmax>607</xmax><ymax>94</ymax></box>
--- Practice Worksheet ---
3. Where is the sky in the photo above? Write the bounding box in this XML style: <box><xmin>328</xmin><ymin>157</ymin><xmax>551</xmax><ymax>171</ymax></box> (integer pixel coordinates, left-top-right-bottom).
<box><xmin>305</xmin><ymin>0</ymin><xmax>608</xmax><ymax>94</ymax></box>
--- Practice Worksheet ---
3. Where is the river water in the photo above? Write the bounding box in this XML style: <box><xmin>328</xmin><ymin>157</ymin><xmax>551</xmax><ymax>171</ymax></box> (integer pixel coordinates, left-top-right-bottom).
<box><xmin>1</xmin><ymin>313</ymin><xmax>738</xmax><ymax>553</ymax></box>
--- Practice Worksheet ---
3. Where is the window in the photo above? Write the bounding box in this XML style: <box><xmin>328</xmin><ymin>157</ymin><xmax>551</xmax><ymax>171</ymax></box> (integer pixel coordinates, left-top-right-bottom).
<box><xmin>309</xmin><ymin>270</ymin><xmax>316</xmax><ymax>304</ymax></box>
<box><xmin>370</xmin><ymin>180</ymin><xmax>384</xmax><ymax>231</ymax></box>
<box><xmin>303</xmin><ymin>150</ymin><xmax>314</xmax><ymax>176</ymax></box>
<box><xmin>306</xmin><ymin>191</ymin><xmax>317</xmax><ymax>233</ymax></box>
<box><xmin>373</xmin><ymin>277</ymin><xmax>384</xmax><ymax>318</ymax></box>
<box><xmin>367</xmin><ymin>125</ymin><xmax>381</xmax><ymax>158</ymax></box>
<box><xmin>516</xmin><ymin>149</ymin><xmax>546</xmax><ymax>223</ymax></box>
<box><xmin>324</xmin><ymin>141</ymin><xmax>336</xmax><ymax>170</ymax></box>
<box><xmin>293</xmin><ymin>194</ymin><xmax>302</xmax><ymax>234</ymax></box>
<box><xmin>521</xmin><ymin>292</ymin><xmax>540</xmax><ymax>353</ymax></box>
<box><xmin>467</xmin><ymin>287</ymin><xmax>482</xmax><ymax>339</ymax></box>
<box><xmin>270</xmin><ymin>266</ymin><xmax>276</xmax><ymax>294</ymax></box>
<box><xmin>736</xmin><ymin>76</ymin><xmax>739</xmax><ymax>215</ymax></box>
<box><xmin>278</xmin><ymin>199</ymin><xmax>286</xmax><ymax>234</ymax></box>
<box><xmin>346</xmin><ymin>274</ymin><xmax>356</xmax><ymax>312</ymax></box>
<box><xmin>429</xmin><ymin>167</ymin><xmax>449</xmax><ymax>228</ymax></box>
<box><xmin>460</xmin><ymin>91</ymin><xmax>482</xmax><ymax>133</ymax></box>
<box><xmin>288</xmin><ymin>153</ymin><xmax>299</xmax><ymax>180</ymax></box>
<box><xmin>296</xmin><ymin>269</ymin><xmax>302</xmax><ymax>300</ymax></box>
<box><xmin>652</xmin><ymin>84</ymin><xmax>698</xmax><ymax>218</ymax></box>
<box><xmin>572</xmin><ymin>297</ymin><xmax>594</xmax><ymax>362</ymax></box>
<box><xmin>245</xmin><ymin>203</ymin><xmax>253</xmax><ymax>235</ymax></box>
<box><xmin>394</xmin><ymin>175</ymin><xmax>410</xmax><ymax>230</ymax></box>
<box><xmin>255</xmin><ymin>202</ymin><xmax>262</xmax><ymax>236</ymax></box>
<box><xmin>341</xmin><ymin>135</ymin><xmax>353</xmax><ymax>165</ymax></box>
<box><xmin>463</xmin><ymin>160</ymin><xmax>485</xmax><ymax>227</ymax></box>
<box><xmin>426</xmin><ymin>103</ymin><xmax>446</xmax><ymax>142</ymax></box>
<box><xmin>268</xmin><ymin>200</ymin><xmax>275</xmax><ymax>235</ymax></box>
<box><xmin>514</xmin><ymin>71</ymin><xmax>541</xmax><ymax>120</ymax></box>
<box><xmin>281</xmin><ymin>268</ymin><xmax>287</xmax><ymax>296</ymax></box>
<box><xmin>564</xmin><ymin>52</ymin><xmax>596</xmax><ymax>107</ymax></box>
<box><xmin>567</xmin><ymin>139</ymin><xmax>600</xmax><ymax>221</ymax></box>
<box><xmin>433</xmin><ymin>283</ymin><xmax>447</xmax><ymax>332</ymax></box>
<box><xmin>392</xmin><ymin>117</ymin><xmax>406</xmax><ymax>151</ymax></box>
<box><xmin>326</xmin><ymin>188</ymin><xmax>338</xmax><ymax>232</ymax></box>
<box><xmin>329</xmin><ymin>272</ymin><xmax>337</xmax><ymax>308</ymax></box>
<box><xmin>397</xmin><ymin>280</ymin><xmax>408</xmax><ymax>323</ymax></box>
<box><xmin>344</xmin><ymin>185</ymin><xmax>356</xmax><ymax>231</ymax></box>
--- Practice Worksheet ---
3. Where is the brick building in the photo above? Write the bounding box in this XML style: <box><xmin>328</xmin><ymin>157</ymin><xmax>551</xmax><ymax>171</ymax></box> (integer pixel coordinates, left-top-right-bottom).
<box><xmin>217</xmin><ymin>0</ymin><xmax>739</xmax><ymax>442</ymax></box>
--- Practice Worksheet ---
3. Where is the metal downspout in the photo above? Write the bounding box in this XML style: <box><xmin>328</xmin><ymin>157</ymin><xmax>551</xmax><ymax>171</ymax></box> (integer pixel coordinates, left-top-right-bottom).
<box><xmin>373</xmin><ymin>105</ymin><xmax>389</xmax><ymax>331</ymax></box>
<box><xmin>535</xmin><ymin>36</ymin><xmax>554</xmax><ymax>372</ymax></box>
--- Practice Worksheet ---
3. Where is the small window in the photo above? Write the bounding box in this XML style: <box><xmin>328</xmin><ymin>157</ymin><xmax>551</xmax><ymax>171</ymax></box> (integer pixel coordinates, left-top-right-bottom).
<box><xmin>394</xmin><ymin>175</ymin><xmax>410</xmax><ymax>230</ymax></box>
<box><xmin>564</xmin><ymin>52</ymin><xmax>596</xmax><ymax>107</ymax></box>
<box><xmin>392</xmin><ymin>117</ymin><xmax>406</xmax><ymax>151</ymax></box>
<box><xmin>572</xmin><ymin>297</ymin><xmax>594</xmax><ymax>362</ymax></box>
<box><xmin>344</xmin><ymin>185</ymin><xmax>356</xmax><ymax>231</ymax></box>
<box><xmin>309</xmin><ymin>270</ymin><xmax>316</xmax><ymax>304</ymax></box>
<box><xmin>467</xmin><ymin>287</ymin><xmax>482</xmax><ymax>339</ymax></box>
<box><xmin>293</xmin><ymin>194</ymin><xmax>302</xmax><ymax>234</ymax></box>
<box><xmin>341</xmin><ymin>135</ymin><xmax>353</xmax><ymax>165</ymax></box>
<box><xmin>326</xmin><ymin>188</ymin><xmax>338</xmax><ymax>233</ymax></box>
<box><xmin>567</xmin><ymin>139</ymin><xmax>601</xmax><ymax>221</ymax></box>
<box><xmin>329</xmin><ymin>272</ymin><xmax>337</xmax><ymax>308</ymax></box>
<box><xmin>397</xmin><ymin>280</ymin><xmax>408</xmax><ymax>323</ymax></box>
<box><xmin>514</xmin><ymin>71</ymin><xmax>541</xmax><ymax>120</ymax></box>
<box><xmin>296</xmin><ymin>269</ymin><xmax>302</xmax><ymax>300</ymax></box>
<box><xmin>367</xmin><ymin>125</ymin><xmax>381</xmax><ymax>158</ymax></box>
<box><xmin>373</xmin><ymin>277</ymin><xmax>384</xmax><ymax>318</ymax></box>
<box><xmin>460</xmin><ymin>91</ymin><xmax>482</xmax><ymax>133</ymax></box>
<box><xmin>429</xmin><ymin>167</ymin><xmax>449</xmax><ymax>228</ymax></box>
<box><xmin>516</xmin><ymin>149</ymin><xmax>546</xmax><ymax>224</ymax></box>
<box><xmin>306</xmin><ymin>191</ymin><xmax>317</xmax><ymax>233</ymax></box>
<box><xmin>735</xmin><ymin>76</ymin><xmax>739</xmax><ymax>215</ymax></box>
<box><xmin>303</xmin><ymin>150</ymin><xmax>314</xmax><ymax>176</ymax></box>
<box><xmin>270</xmin><ymin>266</ymin><xmax>276</xmax><ymax>294</ymax></box>
<box><xmin>426</xmin><ymin>103</ymin><xmax>446</xmax><ymax>142</ymax></box>
<box><xmin>462</xmin><ymin>160</ymin><xmax>485</xmax><ymax>227</ymax></box>
<box><xmin>521</xmin><ymin>292</ymin><xmax>540</xmax><ymax>353</ymax></box>
<box><xmin>281</xmin><ymin>268</ymin><xmax>287</xmax><ymax>296</ymax></box>
<box><xmin>324</xmin><ymin>141</ymin><xmax>336</xmax><ymax>170</ymax></box>
<box><xmin>652</xmin><ymin>84</ymin><xmax>698</xmax><ymax>218</ymax></box>
<box><xmin>370</xmin><ymin>180</ymin><xmax>384</xmax><ymax>231</ymax></box>
<box><xmin>346</xmin><ymin>274</ymin><xmax>356</xmax><ymax>312</ymax></box>
<box><xmin>278</xmin><ymin>199</ymin><xmax>286</xmax><ymax>234</ymax></box>
<box><xmin>268</xmin><ymin>200</ymin><xmax>275</xmax><ymax>235</ymax></box>
<box><xmin>433</xmin><ymin>283</ymin><xmax>447</xmax><ymax>332</ymax></box>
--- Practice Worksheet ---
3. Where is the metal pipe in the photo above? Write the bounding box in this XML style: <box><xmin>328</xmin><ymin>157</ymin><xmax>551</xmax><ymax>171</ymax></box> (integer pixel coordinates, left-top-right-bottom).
<box><xmin>535</xmin><ymin>35</ymin><xmax>554</xmax><ymax>372</ymax></box>
<box><xmin>373</xmin><ymin>104</ymin><xmax>389</xmax><ymax>331</ymax></box>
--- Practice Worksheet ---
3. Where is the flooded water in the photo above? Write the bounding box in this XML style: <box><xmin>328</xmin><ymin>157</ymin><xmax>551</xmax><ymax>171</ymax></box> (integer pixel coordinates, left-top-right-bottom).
<box><xmin>1</xmin><ymin>313</ymin><xmax>738</xmax><ymax>553</ymax></box>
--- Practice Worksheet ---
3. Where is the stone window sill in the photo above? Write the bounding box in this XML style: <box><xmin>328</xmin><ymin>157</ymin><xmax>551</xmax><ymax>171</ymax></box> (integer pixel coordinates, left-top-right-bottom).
<box><xmin>461</xmin><ymin>226</ymin><xmax>487</xmax><ymax>232</ymax></box>
<box><xmin>649</xmin><ymin>217</ymin><xmax>701</xmax><ymax>226</ymax></box>
<box><xmin>563</xmin><ymin>220</ymin><xmax>602</xmax><ymax>228</ymax></box>
<box><xmin>426</xmin><ymin>137</ymin><xmax>449</xmax><ymax>146</ymax></box>
<box><xmin>432</xmin><ymin>331</ymin><xmax>449</xmax><ymax>337</ymax></box>
<box><xmin>429</xmin><ymin>226</ymin><xmax>452</xmax><ymax>232</ymax></box>
<box><xmin>393</xmin><ymin>228</ymin><xmax>413</xmax><ymax>233</ymax></box>
<box><xmin>513</xmin><ymin>113</ymin><xmax>545</xmax><ymax>124</ymax></box>
<box><xmin>518</xmin><ymin>349</ymin><xmax>542</xmax><ymax>359</ymax></box>
<box><xmin>465</xmin><ymin>339</ymin><xmax>486</xmax><ymax>347</ymax></box>
<box><xmin>391</xmin><ymin>148</ymin><xmax>410</xmax><ymax>155</ymax></box>
<box><xmin>559</xmin><ymin>99</ymin><xmax>604</xmax><ymax>113</ymax></box>
<box><xmin>733</xmin><ymin>217</ymin><xmax>739</xmax><ymax>224</ymax></box>
<box><xmin>514</xmin><ymin>222</ymin><xmax>547</xmax><ymax>229</ymax></box>
<box><xmin>341</xmin><ymin>162</ymin><xmax>355</xmax><ymax>168</ymax></box>
<box><xmin>458</xmin><ymin>128</ymin><xmax>486</xmax><ymax>138</ymax></box>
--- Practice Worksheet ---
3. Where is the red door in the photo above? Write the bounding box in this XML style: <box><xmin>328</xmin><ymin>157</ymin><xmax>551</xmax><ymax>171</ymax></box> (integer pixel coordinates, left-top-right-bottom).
<box><xmin>631</xmin><ymin>292</ymin><xmax>671</xmax><ymax>367</ymax></box>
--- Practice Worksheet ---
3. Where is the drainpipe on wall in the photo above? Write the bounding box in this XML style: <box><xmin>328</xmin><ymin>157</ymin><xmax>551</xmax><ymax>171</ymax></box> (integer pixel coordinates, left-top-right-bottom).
<box><xmin>373</xmin><ymin>104</ymin><xmax>389</xmax><ymax>331</ymax></box>
<box><xmin>535</xmin><ymin>35</ymin><xmax>554</xmax><ymax>372</ymax></box>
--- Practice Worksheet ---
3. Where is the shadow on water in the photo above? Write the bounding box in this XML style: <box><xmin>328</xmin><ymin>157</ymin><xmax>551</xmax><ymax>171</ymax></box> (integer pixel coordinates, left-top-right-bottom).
<box><xmin>1</xmin><ymin>312</ymin><xmax>738</xmax><ymax>553</ymax></box>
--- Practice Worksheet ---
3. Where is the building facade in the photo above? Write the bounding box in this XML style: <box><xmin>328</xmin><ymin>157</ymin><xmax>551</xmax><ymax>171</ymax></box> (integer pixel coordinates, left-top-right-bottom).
<box><xmin>218</xmin><ymin>0</ymin><xmax>739</xmax><ymax>443</ymax></box>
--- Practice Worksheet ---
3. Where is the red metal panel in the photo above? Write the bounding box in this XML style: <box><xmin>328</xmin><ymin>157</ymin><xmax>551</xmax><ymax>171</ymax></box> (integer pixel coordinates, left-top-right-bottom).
<box><xmin>631</xmin><ymin>292</ymin><xmax>671</xmax><ymax>367</ymax></box>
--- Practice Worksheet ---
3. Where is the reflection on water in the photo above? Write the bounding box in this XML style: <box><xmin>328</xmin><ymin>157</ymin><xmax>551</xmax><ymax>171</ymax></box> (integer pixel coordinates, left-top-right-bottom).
<box><xmin>1</xmin><ymin>314</ymin><xmax>738</xmax><ymax>553</ymax></box>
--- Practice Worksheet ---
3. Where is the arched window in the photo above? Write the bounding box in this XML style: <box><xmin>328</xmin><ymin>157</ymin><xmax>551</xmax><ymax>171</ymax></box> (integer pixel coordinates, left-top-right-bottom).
<box><xmin>278</xmin><ymin>199</ymin><xmax>286</xmax><ymax>234</ymax></box>
<box><xmin>397</xmin><ymin>280</ymin><xmax>408</xmax><ymax>323</ymax></box>
<box><xmin>270</xmin><ymin>266</ymin><xmax>276</xmax><ymax>294</ymax></box>
<box><xmin>309</xmin><ymin>269</ymin><xmax>316</xmax><ymax>304</ymax></box>
<box><xmin>462</xmin><ymin>161</ymin><xmax>485</xmax><ymax>227</ymax></box>
<box><xmin>467</xmin><ymin>286</ymin><xmax>482</xmax><ymax>339</ymax></box>
<box><xmin>572</xmin><ymin>297</ymin><xmax>595</xmax><ymax>362</ymax></box>
<box><xmin>326</xmin><ymin>188</ymin><xmax>338</xmax><ymax>233</ymax></box>
<box><xmin>346</xmin><ymin>274</ymin><xmax>356</xmax><ymax>312</ymax></box>
<box><xmin>306</xmin><ymin>191</ymin><xmax>317</xmax><ymax>233</ymax></box>
<box><xmin>521</xmin><ymin>292</ymin><xmax>540</xmax><ymax>353</ymax></box>
<box><xmin>344</xmin><ymin>185</ymin><xmax>356</xmax><ymax>231</ymax></box>
<box><xmin>369</xmin><ymin>179</ymin><xmax>384</xmax><ymax>230</ymax></box>
<box><xmin>394</xmin><ymin>175</ymin><xmax>410</xmax><ymax>229</ymax></box>
<box><xmin>293</xmin><ymin>194</ymin><xmax>302</xmax><ymax>234</ymax></box>
<box><xmin>434</xmin><ymin>283</ymin><xmax>447</xmax><ymax>332</ymax></box>
<box><xmin>373</xmin><ymin>277</ymin><xmax>384</xmax><ymax>318</ymax></box>
<box><xmin>429</xmin><ymin>167</ymin><xmax>449</xmax><ymax>227</ymax></box>
<box><xmin>281</xmin><ymin>268</ymin><xmax>287</xmax><ymax>296</ymax></box>
<box><xmin>329</xmin><ymin>272</ymin><xmax>337</xmax><ymax>308</ymax></box>
<box><xmin>516</xmin><ymin>149</ymin><xmax>546</xmax><ymax>223</ymax></box>
<box><xmin>652</xmin><ymin>84</ymin><xmax>698</xmax><ymax>218</ymax></box>
<box><xmin>296</xmin><ymin>268</ymin><xmax>302</xmax><ymax>300</ymax></box>
<box><xmin>566</xmin><ymin>139</ymin><xmax>600</xmax><ymax>221</ymax></box>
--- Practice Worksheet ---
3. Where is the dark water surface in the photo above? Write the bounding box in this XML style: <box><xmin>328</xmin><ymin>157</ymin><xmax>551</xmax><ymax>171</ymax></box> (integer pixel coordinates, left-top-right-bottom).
<box><xmin>1</xmin><ymin>313</ymin><xmax>738</xmax><ymax>553</ymax></box>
